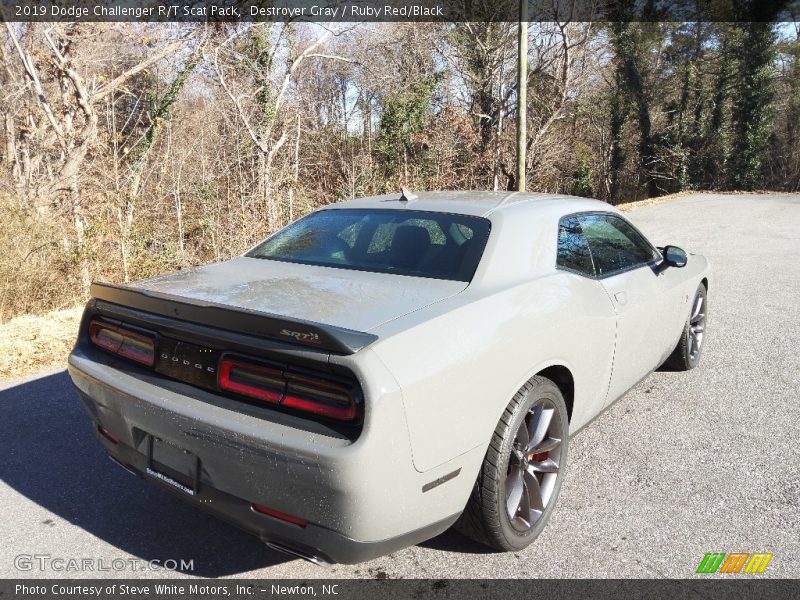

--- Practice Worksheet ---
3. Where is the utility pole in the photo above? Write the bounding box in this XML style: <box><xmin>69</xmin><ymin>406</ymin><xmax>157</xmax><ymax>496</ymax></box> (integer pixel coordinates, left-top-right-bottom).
<box><xmin>516</xmin><ymin>0</ymin><xmax>528</xmax><ymax>191</ymax></box>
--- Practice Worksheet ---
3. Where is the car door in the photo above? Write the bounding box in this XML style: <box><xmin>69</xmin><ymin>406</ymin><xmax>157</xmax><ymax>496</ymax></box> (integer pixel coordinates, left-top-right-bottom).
<box><xmin>576</xmin><ymin>213</ymin><xmax>675</xmax><ymax>406</ymax></box>
<box><xmin>556</xmin><ymin>215</ymin><xmax>618</xmax><ymax>421</ymax></box>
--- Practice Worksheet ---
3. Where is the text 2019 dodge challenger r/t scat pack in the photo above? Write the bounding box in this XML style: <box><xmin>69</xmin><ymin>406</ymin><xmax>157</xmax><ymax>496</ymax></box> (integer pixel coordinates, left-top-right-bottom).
<box><xmin>68</xmin><ymin>191</ymin><xmax>710</xmax><ymax>564</ymax></box>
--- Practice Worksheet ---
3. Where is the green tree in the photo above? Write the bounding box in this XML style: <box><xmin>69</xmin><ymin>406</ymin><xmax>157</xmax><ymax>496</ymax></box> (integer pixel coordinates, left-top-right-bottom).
<box><xmin>729</xmin><ymin>22</ymin><xmax>778</xmax><ymax>190</ymax></box>
<box><xmin>609</xmin><ymin>19</ymin><xmax>663</xmax><ymax>199</ymax></box>
<box><xmin>375</xmin><ymin>74</ymin><xmax>442</xmax><ymax>183</ymax></box>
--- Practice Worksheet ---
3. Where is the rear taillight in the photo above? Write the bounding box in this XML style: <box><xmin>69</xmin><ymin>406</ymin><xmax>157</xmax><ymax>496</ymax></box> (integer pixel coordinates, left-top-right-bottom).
<box><xmin>89</xmin><ymin>320</ymin><xmax>156</xmax><ymax>367</ymax></box>
<box><xmin>218</xmin><ymin>357</ymin><xmax>284</xmax><ymax>404</ymax></box>
<box><xmin>283</xmin><ymin>373</ymin><xmax>358</xmax><ymax>421</ymax></box>
<box><xmin>217</xmin><ymin>355</ymin><xmax>358</xmax><ymax>421</ymax></box>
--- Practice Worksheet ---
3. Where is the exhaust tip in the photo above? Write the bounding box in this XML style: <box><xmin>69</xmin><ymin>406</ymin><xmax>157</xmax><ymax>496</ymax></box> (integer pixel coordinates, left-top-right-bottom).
<box><xmin>108</xmin><ymin>455</ymin><xmax>139</xmax><ymax>478</ymax></box>
<box><xmin>265</xmin><ymin>541</ymin><xmax>331</xmax><ymax>567</ymax></box>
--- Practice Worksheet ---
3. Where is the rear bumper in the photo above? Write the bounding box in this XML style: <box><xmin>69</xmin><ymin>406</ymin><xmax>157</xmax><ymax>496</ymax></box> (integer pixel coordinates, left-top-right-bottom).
<box><xmin>67</xmin><ymin>348</ymin><xmax>476</xmax><ymax>563</ymax></box>
<box><xmin>94</xmin><ymin>431</ymin><xmax>455</xmax><ymax>565</ymax></box>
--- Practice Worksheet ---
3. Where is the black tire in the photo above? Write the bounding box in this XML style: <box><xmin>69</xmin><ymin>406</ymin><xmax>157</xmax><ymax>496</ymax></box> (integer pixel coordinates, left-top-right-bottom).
<box><xmin>663</xmin><ymin>283</ymin><xmax>707</xmax><ymax>371</ymax></box>
<box><xmin>455</xmin><ymin>376</ymin><xmax>569</xmax><ymax>552</ymax></box>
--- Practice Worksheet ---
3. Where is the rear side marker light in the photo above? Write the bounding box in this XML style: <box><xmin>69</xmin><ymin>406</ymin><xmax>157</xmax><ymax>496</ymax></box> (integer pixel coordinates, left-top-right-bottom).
<box><xmin>98</xmin><ymin>424</ymin><xmax>118</xmax><ymax>444</ymax></box>
<box><xmin>89</xmin><ymin>320</ymin><xmax>156</xmax><ymax>367</ymax></box>
<box><xmin>218</xmin><ymin>358</ymin><xmax>284</xmax><ymax>404</ymax></box>
<box><xmin>251</xmin><ymin>503</ymin><xmax>308</xmax><ymax>528</ymax></box>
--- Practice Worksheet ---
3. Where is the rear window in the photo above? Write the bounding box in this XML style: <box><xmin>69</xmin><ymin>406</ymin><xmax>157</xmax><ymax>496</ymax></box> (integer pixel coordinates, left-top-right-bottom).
<box><xmin>247</xmin><ymin>209</ymin><xmax>491</xmax><ymax>282</ymax></box>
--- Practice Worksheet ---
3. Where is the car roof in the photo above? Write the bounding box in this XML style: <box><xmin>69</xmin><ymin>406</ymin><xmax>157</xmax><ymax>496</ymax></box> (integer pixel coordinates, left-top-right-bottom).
<box><xmin>325</xmin><ymin>190</ymin><xmax>615</xmax><ymax>218</ymax></box>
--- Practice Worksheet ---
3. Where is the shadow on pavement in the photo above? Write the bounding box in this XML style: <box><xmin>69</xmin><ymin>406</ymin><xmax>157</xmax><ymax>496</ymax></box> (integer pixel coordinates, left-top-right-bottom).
<box><xmin>0</xmin><ymin>371</ymin><xmax>290</xmax><ymax>577</ymax></box>
<box><xmin>419</xmin><ymin>528</ymin><xmax>498</xmax><ymax>555</ymax></box>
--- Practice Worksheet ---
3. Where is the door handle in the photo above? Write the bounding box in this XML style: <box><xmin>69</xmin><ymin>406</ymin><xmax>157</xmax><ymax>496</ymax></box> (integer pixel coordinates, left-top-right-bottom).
<box><xmin>614</xmin><ymin>291</ymin><xmax>628</xmax><ymax>305</ymax></box>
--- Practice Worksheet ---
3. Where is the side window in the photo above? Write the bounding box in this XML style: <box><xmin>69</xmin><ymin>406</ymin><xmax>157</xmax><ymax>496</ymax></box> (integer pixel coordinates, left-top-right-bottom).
<box><xmin>557</xmin><ymin>215</ymin><xmax>594</xmax><ymax>276</ymax></box>
<box><xmin>578</xmin><ymin>213</ymin><xmax>660</xmax><ymax>276</ymax></box>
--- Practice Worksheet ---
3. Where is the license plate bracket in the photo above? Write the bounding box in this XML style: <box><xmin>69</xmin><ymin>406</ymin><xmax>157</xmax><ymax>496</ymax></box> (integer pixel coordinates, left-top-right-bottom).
<box><xmin>146</xmin><ymin>436</ymin><xmax>200</xmax><ymax>496</ymax></box>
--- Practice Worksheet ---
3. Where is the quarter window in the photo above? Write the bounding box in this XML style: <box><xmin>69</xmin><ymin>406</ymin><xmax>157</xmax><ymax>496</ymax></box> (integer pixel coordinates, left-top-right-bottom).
<box><xmin>557</xmin><ymin>215</ymin><xmax>594</xmax><ymax>276</ymax></box>
<box><xmin>577</xmin><ymin>213</ymin><xmax>660</xmax><ymax>276</ymax></box>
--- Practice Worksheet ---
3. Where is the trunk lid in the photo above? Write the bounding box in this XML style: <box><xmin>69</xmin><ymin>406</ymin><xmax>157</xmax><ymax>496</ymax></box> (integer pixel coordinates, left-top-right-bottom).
<box><xmin>129</xmin><ymin>257</ymin><xmax>467</xmax><ymax>333</ymax></box>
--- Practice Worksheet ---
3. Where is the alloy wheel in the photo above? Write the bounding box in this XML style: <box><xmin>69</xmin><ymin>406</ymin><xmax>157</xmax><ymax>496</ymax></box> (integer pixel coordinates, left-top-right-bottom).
<box><xmin>504</xmin><ymin>399</ymin><xmax>565</xmax><ymax>531</ymax></box>
<box><xmin>688</xmin><ymin>291</ymin><xmax>706</xmax><ymax>360</ymax></box>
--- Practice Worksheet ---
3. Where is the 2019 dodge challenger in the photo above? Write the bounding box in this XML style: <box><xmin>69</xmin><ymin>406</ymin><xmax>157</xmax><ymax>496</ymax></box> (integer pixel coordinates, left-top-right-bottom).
<box><xmin>68</xmin><ymin>191</ymin><xmax>710</xmax><ymax>565</ymax></box>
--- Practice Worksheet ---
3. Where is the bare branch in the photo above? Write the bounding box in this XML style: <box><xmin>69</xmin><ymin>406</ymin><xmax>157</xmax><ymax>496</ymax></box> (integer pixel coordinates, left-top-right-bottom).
<box><xmin>94</xmin><ymin>30</ymin><xmax>197</xmax><ymax>101</ymax></box>
<box><xmin>212</xmin><ymin>41</ymin><xmax>268</xmax><ymax>154</ymax></box>
<box><xmin>5</xmin><ymin>22</ymin><xmax>67</xmax><ymax>146</ymax></box>
<box><xmin>267</xmin><ymin>130</ymin><xmax>288</xmax><ymax>166</ymax></box>
<box><xmin>305</xmin><ymin>53</ymin><xmax>359</xmax><ymax>64</ymax></box>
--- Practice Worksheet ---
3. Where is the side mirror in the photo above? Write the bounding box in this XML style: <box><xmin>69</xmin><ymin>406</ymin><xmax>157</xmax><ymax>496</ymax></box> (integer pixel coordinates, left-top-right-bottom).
<box><xmin>662</xmin><ymin>245</ymin><xmax>688</xmax><ymax>269</ymax></box>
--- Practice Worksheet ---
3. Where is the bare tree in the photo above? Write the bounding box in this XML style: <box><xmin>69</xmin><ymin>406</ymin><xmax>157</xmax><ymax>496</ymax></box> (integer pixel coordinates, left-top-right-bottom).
<box><xmin>212</xmin><ymin>23</ymin><xmax>356</xmax><ymax>230</ymax></box>
<box><xmin>3</xmin><ymin>22</ymin><xmax>196</xmax><ymax>291</ymax></box>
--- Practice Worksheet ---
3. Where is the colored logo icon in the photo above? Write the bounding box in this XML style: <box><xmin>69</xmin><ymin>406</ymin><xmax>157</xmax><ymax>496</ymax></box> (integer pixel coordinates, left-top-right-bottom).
<box><xmin>696</xmin><ymin>552</ymin><xmax>773</xmax><ymax>574</ymax></box>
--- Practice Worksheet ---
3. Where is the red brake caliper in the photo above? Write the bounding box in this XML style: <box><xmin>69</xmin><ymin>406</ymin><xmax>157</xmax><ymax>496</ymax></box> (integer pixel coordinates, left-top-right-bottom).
<box><xmin>529</xmin><ymin>451</ymin><xmax>548</xmax><ymax>481</ymax></box>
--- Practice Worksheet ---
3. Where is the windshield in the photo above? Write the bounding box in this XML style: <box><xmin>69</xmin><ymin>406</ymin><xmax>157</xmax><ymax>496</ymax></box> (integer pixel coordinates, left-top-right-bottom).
<box><xmin>247</xmin><ymin>209</ymin><xmax>491</xmax><ymax>282</ymax></box>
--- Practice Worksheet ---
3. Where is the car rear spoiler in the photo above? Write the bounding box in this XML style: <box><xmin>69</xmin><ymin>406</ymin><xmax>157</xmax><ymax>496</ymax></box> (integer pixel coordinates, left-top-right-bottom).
<box><xmin>89</xmin><ymin>282</ymin><xmax>378</xmax><ymax>355</ymax></box>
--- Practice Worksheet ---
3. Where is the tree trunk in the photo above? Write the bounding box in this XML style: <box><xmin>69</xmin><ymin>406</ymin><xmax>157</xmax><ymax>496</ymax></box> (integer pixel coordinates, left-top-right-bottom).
<box><xmin>290</xmin><ymin>113</ymin><xmax>300</xmax><ymax>221</ymax></box>
<box><xmin>608</xmin><ymin>65</ymin><xmax>628</xmax><ymax>203</ymax></box>
<box><xmin>516</xmin><ymin>13</ymin><xmax>528</xmax><ymax>192</ymax></box>
<box><xmin>263</xmin><ymin>153</ymin><xmax>277</xmax><ymax>231</ymax></box>
<box><xmin>70</xmin><ymin>173</ymin><xmax>90</xmax><ymax>295</ymax></box>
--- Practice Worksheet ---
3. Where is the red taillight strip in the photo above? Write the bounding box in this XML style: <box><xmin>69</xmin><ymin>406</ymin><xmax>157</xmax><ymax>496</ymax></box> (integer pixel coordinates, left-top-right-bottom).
<box><xmin>88</xmin><ymin>321</ymin><xmax>123</xmax><ymax>353</ymax></box>
<box><xmin>218</xmin><ymin>358</ymin><xmax>284</xmax><ymax>404</ymax></box>
<box><xmin>217</xmin><ymin>355</ymin><xmax>359</xmax><ymax>422</ymax></box>
<box><xmin>282</xmin><ymin>393</ymin><xmax>357</xmax><ymax>421</ymax></box>
<box><xmin>116</xmin><ymin>332</ymin><xmax>156</xmax><ymax>364</ymax></box>
<box><xmin>283</xmin><ymin>373</ymin><xmax>357</xmax><ymax>421</ymax></box>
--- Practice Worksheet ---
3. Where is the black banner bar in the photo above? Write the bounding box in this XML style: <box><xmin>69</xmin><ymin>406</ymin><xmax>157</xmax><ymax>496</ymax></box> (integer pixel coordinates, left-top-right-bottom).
<box><xmin>1</xmin><ymin>0</ymin><xmax>799</xmax><ymax>23</ymax></box>
<box><xmin>4</xmin><ymin>579</ymin><xmax>800</xmax><ymax>600</ymax></box>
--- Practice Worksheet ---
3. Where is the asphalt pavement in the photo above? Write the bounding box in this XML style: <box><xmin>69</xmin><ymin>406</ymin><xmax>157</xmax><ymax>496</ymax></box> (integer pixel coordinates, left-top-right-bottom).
<box><xmin>1</xmin><ymin>193</ymin><xmax>798</xmax><ymax>579</ymax></box>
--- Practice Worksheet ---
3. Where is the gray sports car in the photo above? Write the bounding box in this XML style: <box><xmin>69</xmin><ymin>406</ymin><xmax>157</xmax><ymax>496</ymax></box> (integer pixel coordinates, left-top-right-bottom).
<box><xmin>68</xmin><ymin>191</ymin><xmax>710</xmax><ymax>564</ymax></box>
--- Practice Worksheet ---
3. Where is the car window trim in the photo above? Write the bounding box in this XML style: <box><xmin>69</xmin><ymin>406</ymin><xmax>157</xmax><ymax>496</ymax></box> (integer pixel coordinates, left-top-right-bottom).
<box><xmin>555</xmin><ymin>210</ymin><xmax>663</xmax><ymax>280</ymax></box>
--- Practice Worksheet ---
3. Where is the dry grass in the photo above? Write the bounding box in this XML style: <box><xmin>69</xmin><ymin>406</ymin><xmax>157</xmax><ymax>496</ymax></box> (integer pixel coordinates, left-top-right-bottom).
<box><xmin>0</xmin><ymin>306</ymin><xmax>82</xmax><ymax>381</ymax></box>
<box><xmin>616</xmin><ymin>190</ymin><xmax>698</xmax><ymax>212</ymax></box>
